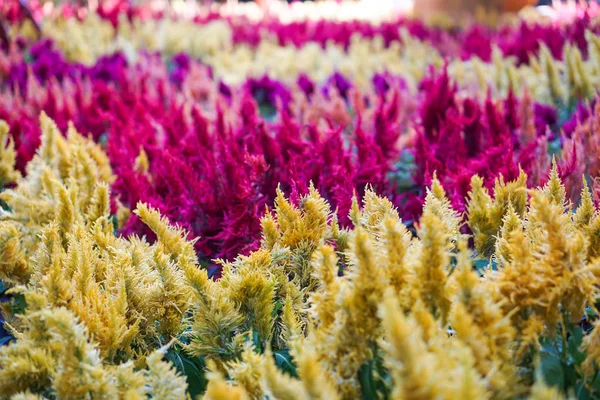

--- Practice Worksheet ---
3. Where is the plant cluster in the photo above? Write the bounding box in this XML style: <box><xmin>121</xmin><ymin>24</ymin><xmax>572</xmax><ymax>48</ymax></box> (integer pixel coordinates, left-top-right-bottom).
<box><xmin>2</xmin><ymin>3</ymin><xmax>600</xmax><ymax>399</ymax></box>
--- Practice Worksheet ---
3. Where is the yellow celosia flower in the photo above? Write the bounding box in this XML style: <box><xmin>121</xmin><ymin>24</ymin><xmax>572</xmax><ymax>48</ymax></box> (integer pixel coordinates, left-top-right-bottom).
<box><xmin>294</xmin><ymin>341</ymin><xmax>341</xmax><ymax>400</ymax></box>
<box><xmin>379</xmin><ymin>287</ymin><xmax>489</xmax><ymax>400</ymax></box>
<box><xmin>528</xmin><ymin>369</ymin><xmax>571</xmax><ymax>400</ymax></box>
<box><xmin>0</xmin><ymin>115</ymin><xmax>198</xmax><ymax>396</ymax></box>
<box><xmin>309</xmin><ymin>245</ymin><xmax>340</xmax><ymax>330</ymax></box>
<box><xmin>0</xmin><ymin>120</ymin><xmax>20</xmax><ymax>187</ymax></box>
<box><xmin>134</xmin><ymin>202</ymin><xmax>198</xmax><ymax>268</ymax></box>
<box><xmin>261</xmin><ymin>347</ymin><xmax>304</xmax><ymax>400</ymax></box>
<box><xmin>226</xmin><ymin>343</ymin><xmax>265</xmax><ymax>399</ymax></box>
<box><xmin>451</xmin><ymin>240</ymin><xmax>517</xmax><ymax>396</ymax></box>
<box><xmin>11</xmin><ymin>392</ymin><xmax>47</xmax><ymax>400</ymax></box>
<box><xmin>582</xmin><ymin>320</ymin><xmax>600</xmax><ymax>378</ymax></box>
<box><xmin>0</xmin><ymin>307</ymin><xmax>187</xmax><ymax>399</ymax></box>
<box><xmin>203</xmin><ymin>361</ymin><xmax>249</xmax><ymax>400</ymax></box>
<box><xmin>4</xmin><ymin>122</ymin><xmax>600</xmax><ymax>399</ymax></box>
<box><xmin>134</xmin><ymin>148</ymin><xmax>150</xmax><ymax>175</ymax></box>
<box><xmin>467</xmin><ymin>170</ymin><xmax>527</xmax><ymax>256</ymax></box>
<box><xmin>423</xmin><ymin>175</ymin><xmax>463</xmax><ymax>244</ymax></box>
<box><xmin>379</xmin><ymin>215</ymin><xmax>414</xmax><ymax>310</ymax></box>
<box><xmin>413</xmin><ymin>204</ymin><xmax>454</xmax><ymax>324</ymax></box>
<box><xmin>0</xmin><ymin>115</ymin><xmax>111</xmax><ymax>287</ymax></box>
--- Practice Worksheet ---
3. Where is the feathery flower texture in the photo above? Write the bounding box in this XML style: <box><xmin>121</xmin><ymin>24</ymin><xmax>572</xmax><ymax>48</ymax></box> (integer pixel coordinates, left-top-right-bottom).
<box><xmin>2</xmin><ymin>1</ymin><xmax>600</xmax><ymax>399</ymax></box>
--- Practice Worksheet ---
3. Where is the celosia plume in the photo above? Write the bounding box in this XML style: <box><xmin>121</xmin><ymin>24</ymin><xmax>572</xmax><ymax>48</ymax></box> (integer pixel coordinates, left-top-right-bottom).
<box><xmin>3</xmin><ymin>3</ymin><xmax>600</xmax><ymax>399</ymax></box>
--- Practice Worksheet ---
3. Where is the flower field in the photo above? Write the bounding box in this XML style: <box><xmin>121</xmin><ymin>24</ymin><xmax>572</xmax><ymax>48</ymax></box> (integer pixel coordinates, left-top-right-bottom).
<box><xmin>4</xmin><ymin>1</ymin><xmax>600</xmax><ymax>398</ymax></box>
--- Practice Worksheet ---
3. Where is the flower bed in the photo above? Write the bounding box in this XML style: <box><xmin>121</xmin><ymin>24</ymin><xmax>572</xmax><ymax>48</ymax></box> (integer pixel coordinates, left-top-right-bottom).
<box><xmin>2</xmin><ymin>2</ymin><xmax>600</xmax><ymax>399</ymax></box>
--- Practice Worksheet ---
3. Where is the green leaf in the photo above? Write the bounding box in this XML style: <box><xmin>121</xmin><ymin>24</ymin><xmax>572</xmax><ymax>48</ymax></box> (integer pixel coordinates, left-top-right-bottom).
<box><xmin>0</xmin><ymin>281</ymin><xmax>6</xmax><ymax>295</ymax></box>
<box><xmin>563</xmin><ymin>362</ymin><xmax>580</xmax><ymax>391</ymax></box>
<box><xmin>373</xmin><ymin>352</ymin><xmax>392</xmax><ymax>397</ymax></box>
<box><xmin>358</xmin><ymin>361</ymin><xmax>379</xmax><ymax>400</ymax></box>
<box><xmin>252</xmin><ymin>330</ymin><xmax>261</xmax><ymax>351</ymax></box>
<box><xmin>274</xmin><ymin>348</ymin><xmax>297</xmax><ymax>378</ymax></box>
<box><xmin>271</xmin><ymin>300</ymin><xmax>282</xmax><ymax>318</ymax></box>
<box><xmin>11</xmin><ymin>293</ymin><xmax>27</xmax><ymax>315</ymax></box>
<box><xmin>592</xmin><ymin>374</ymin><xmax>600</xmax><ymax>391</ymax></box>
<box><xmin>567</xmin><ymin>327</ymin><xmax>586</xmax><ymax>366</ymax></box>
<box><xmin>166</xmin><ymin>347</ymin><xmax>207</xmax><ymax>397</ymax></box>
<box><xmin>576</xmin><ymin>381</ymin><xmax>592</xmax><ymax>400</ymax></box>
<box><xmin>541</xmin><ymin>337</ymin><xmax>561</xmax><ymax>357</ymax></box>
<box><xmin>540</xmin><ymin>350</ymin><xmax>565</xmax><ymax>390</ymax></box>
<box><xmin>110</xmin><ymin>214</ymin><xmax>119</xmax><ymax>236</ymax></box>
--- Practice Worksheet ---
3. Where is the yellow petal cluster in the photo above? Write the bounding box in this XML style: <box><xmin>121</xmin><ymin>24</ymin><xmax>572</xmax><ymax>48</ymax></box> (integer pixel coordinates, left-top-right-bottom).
<box><xmin>4</xmin><ymin>115</ymin><xmax>600</xmax><ymax>399</ymax></box>
<box><xmin>200</xmin><ymin>166</ymin><xmax>600</xmax><ymax>399</ymax></box>
<box><xmin>0</xmin><ymin>116</ymin><xmax>192</xmax><ymax>398</ymax></box>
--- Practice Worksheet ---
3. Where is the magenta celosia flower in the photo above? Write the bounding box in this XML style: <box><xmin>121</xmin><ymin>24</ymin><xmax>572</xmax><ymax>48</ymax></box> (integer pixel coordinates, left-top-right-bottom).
<box><xmin>0</xmin><ymin>40</ymin><xmax>409</xmax><ymax>265</ymax></box>
<box><xmin>404</xmin><ymin>68</ymin><xmax>556</xmax><ymax>219</ymax></box>
<box><xmin>563</xmin><ymin>100</ymin><xmax>594</xmax><ymax>138</ymax></box>
<box><xmin>459</xmin><ymin>25</ymin><xmax>493</xmax><ymax>62</ymax></box>
<box><xmin>107</xmin><ymin>84</ymin><xmax>405</xmax><ymax>262</ymax></box>
<box><xmin>0</xmin><ymin>36</ymin><xmax>589</xmax><ymax>272</ymax></box>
